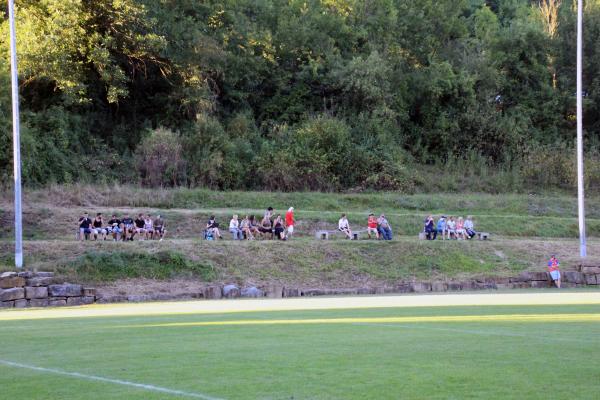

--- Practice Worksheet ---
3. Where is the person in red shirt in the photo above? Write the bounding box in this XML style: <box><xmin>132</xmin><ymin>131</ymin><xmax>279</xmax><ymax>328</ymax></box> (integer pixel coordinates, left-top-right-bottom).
<box><xmin>285</xmin><ymin>207</ymin><xmax>295</xmax><ymax>238</ymax></box>
<box><xmin>367</xmin><ymin>213</ymin><xmax>379</xmax><ymax>239</ymax></box>
<box><xmin>547</xmin><ymin>255</ymin><xmax>561</xmax><ymax>288</ymax></box>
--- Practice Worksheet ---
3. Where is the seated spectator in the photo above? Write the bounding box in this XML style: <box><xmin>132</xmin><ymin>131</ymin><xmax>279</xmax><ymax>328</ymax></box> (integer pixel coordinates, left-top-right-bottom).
<box><xmin>248</xmin><ymin>215</ymin><xmax>260</xmax><ymax>237</ymax></box>
<box><xmin>338</xmin><ymin>214</ymin><xmax>353</xmax><ymax>239</ymax></box>
<box><xmin>121</xmin><ymin>214</ymin><xmax>135</xmax><ymax>241</ymax></box>
<box><xmin>133</xmin><ymin>213</ymin><xmax>146</xmax><ymax>240</ymax></box>
<box><xmin>464</xmin><ymin>216</ymin><xmax>476</xmax><ymax>239</ymax></box>
<box><xmin>144</xmin><ymin>215</ymin><xmax>154</xmax><ymax>240</ymax></box>
<box><xmin>437</xmin><ymin>215</ymin><xmax>447</xmax><ymax>240</ymax></box>
<box><xmin>258</xmin><ymin>214</ymin><xmax>273</xmax><ymax>239</ymax></box>
<box><xmin>206</xmin><ymin>215</ymin><xmax>222</xmax><ymax>239</ymax></box>
<box><xmin>367</xmin><ymin>213</ymin><xmax>379</xmax><ymax>239</ymax></box>
<box><xmin>240</xmin><ymin>215</ymin><xmax>254</xmax><ymax>240</ymax></box>
<box><xmin>456</xmin><ymin>217</ymin><xmax>466</xmax><ymax>240</ymax></box>
<box><xmin>446</xmin><ymin>216</ymin><xmax>456</xmax><ymax>240</ymax></box>
<box><xmin>425</xmin><ymin>215</ymin><xmax>437</xmax><ymax>240</ymax></box>
<box><xmin>91</xmin><ymin>213</ymin><xmax>107</xmax><ymax>240</ymax></box>
<box><xmin>273</xmin><ymin>214</ymin><xmax>287</xmax><ymax>240</ymax></box>
<box><xmin>378</xmin><ymin>214</ymin><xmax>393</xmax><ymax>240</ymax></box>
<box><xmin>154</xmin><ymin>214</ymin><xmax>166</xmax><ymax>241</ymax></box>
<box><xmin>229</xmin><ymin>215</ymin><xmax>243</xmax><ymax>240</ymax></box>
<box><xmin>78</xmin><ymin>212</ymin><xmax>92</xmax><ymax>241</ymax></box>
<box><xmin>107</xmin><ymin>214</ymin><xmax>122</xmax><ymax>241</ymax></box>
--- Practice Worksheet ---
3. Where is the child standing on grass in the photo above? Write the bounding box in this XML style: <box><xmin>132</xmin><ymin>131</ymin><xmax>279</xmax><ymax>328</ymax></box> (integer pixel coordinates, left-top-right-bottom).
<box><xmin>547</xmin><ymin>255</ymin><xmax>561</xmax><ymax>288</ymax></box>
<box><xmin>285</xmin><ymin>207</ymin><xmax>295</xmax><ymax>238</ymax></box>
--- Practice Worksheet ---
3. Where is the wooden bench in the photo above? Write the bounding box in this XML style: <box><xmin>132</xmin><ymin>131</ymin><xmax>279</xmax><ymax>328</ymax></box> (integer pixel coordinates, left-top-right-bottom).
<box><xmin>315</xmin><ymin>229</ymin><xmax>367</xmax><ymax>240</ymax></box>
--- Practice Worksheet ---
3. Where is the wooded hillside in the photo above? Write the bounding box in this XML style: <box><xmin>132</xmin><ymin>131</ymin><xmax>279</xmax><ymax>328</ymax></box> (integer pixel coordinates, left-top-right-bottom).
<box><xmin>1</xmin><ymin>0</ymin><xmax>600</xmax><ymax>192</ymax></box>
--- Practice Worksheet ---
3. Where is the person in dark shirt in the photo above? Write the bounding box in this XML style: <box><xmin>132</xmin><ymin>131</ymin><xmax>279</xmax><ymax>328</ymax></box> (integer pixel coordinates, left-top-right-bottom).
<box><xmin>206</xmin><ymin>216</ymin><xmax>221</xmax><ymax>239</ymax></box>
<box><xmin>134</xmin><ymin>213</ymin><xmax>146</xmax><ymax>240</ymax></box>
<box><xmin>154</xmin><ymin>215</ymin><xmax>166</xmax><ymax>241</ymax></box>
<box><xmin>107</xmin><ymin>214</ymin><xmax>122</xmax><ymax>241</ymax></box>
<box><xmin>91</xmin><ymin>213</ymin><xmax>106</xmax><ymax>240</ymax></box>
<box><xmin>121</xmin><ymin>214</ymin><xmax>134</xmax><ymax>241</ymax></box>
<box><xmin>78</xmin><ymin>212</ymin><xmax>92</xmax><ymax>241</ymax></box>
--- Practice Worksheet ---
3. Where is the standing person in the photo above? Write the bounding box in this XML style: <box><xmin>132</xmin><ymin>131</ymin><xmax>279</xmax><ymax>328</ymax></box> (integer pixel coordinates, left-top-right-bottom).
<box><xmin>154</xmin><ymin>214</ymin><xmax>166</xmax><ymax>241</ymax></box>
<box><xmin>144</xmin><ymin>215</ymin><xmax>154</xmax><ymax>240</ymax></box>
<box><xmin>285</xmin><ymin>207</ymin><xmax>295</xmax><ymax>239</ymax></box>
<box><xmin>133</xmin><ymin>214</ymin><xmax>146</xmax><ymax>240</ymax></box>
<box><xmin>548</xmin><ymin>255</ymin><xmax>561</xmax><ymax>288</ymax></box>
<box><xmin>425</xmin><ymin>215</ymin><xmax>437</xmax><ymax>240</ymax></box>
<box><xmin>107</xmin><ymin>214</ymin><xmax>122</xmax><ymax>241</ymax></box>
<box><xmin>338</xmin><ymin>214</ymin><xmax>353</xmax><ymax>239</ymax></box>
<box><xmin>437</xmin><ymin>216</ymin><xmax>447</xmax><ymax>240</ymax></box>
<box><xmin>206</xmin><ymin>215</ymin><xmax>221</xmax><ymax>239</ymax></box>
<box><xmin>264</xmin><ymin>207</ymin><xmax>274</xmax><ymax>222</ymax></box>
<box><xmin>273</xmin><ymin>214</ymin><xmax>287</xmax><ymax>240</ymax></box>
<box><xmin>91</xmin><ymin>213</ymin><xmax>106</xmax><ymax>240</ymax></box>
<box><xmin>378</xmin><ymin>214</ymin><xmax>393</xmax><ymax>240</ymax></box>
<box><xmin>367</xmin><ymin>213</ymin><xmax>379</xmax><ymax>239</ymax></box>
<box><xmin>121</xmin><ymin>213</ymin><xmax>135</xmax><ymax>241</ymax></box>
<box><xmin>78</xmin><ymin>212</ymin><xmax>92</xmax><ymax>241</ymax></box>
<box><xmin>229</xmin><ymin>215</ymin><xmax>243</xmax><ymax>240</ymax></box>
<box><xmin>464</xmin><ymin>216</ymin><xmax>476</xmax><ymax>239</ymax></box>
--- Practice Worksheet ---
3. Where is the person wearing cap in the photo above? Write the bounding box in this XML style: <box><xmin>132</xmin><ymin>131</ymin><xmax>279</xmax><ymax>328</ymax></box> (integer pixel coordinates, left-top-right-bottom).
<box><xmin>378</xmin><ymin>214</ymin><xmax>392</xmax><ymax>240</ymax></box>
<box><xmin>285</xmin><ymin>207</ymin><xmax>295</xmax><ymax>238</ymax></box>
<box><xmin>547</xmin><ymin>255</ymin><xmax>561</xmax><ymax>288</ymax></box>
<box><xmin>437</xmin><ymin>216</ymin><xmax>447</xmax><ymax>240</ymax></box>
<box><xmin>367</xmin><ymin>213</ymin><xmax>379</xmax><ymax>239</ymax></box>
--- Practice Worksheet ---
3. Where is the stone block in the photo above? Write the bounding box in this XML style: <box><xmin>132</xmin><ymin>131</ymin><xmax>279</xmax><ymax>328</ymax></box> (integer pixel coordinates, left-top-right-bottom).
<box><xmin>222</xmin><ymin>284</ymin><xmax>240</xmax><ymax>298</ymax></box>
<box><xmin>96</xmin><ymin>295</ymin><xmax>127</xmax><ymax>304</ymax></box>
<box><xmin>25</xmin><ymin>286</ymin><xmax>48</xmax><ymax>299</ymax></box>
<box><xmin>29</xmin><ymin>298</ymin><xmax>49</xmax><ymax>307</ymax></box>
<box><xmin>431</xmin><ymin>282</ymin><xmax>447</xmax><ymax>292</ymax></box>
<box><xmin>302</xmin><ymin>289</ymin><xmax>326</xmax><ymax>296</ymax></box>
<box><xmin>0</xmin><ymin>300</ymin><xmax>14</xmax><ymax>308</ymax></box>
<box><xmin>35</xmin><ymin>272</ymin><xmax>54</xmax><ymax>278</ymax></box>
<box><xmin>521</xmin><ymin>272</ymin><xmax>549</xmax><ymax>281</ymax></box>
<box><xmin>581</xmin><ymin>266</ymin><xmax>600</xmax><ymax>274</ymax></box>
<box><xmin>357</xmin><ymin>288</ymin><xmax>376</xmax><ymax>295</ymax></box>
<box><xmin>410</xmin><ymin>282</ymin><xmax>432</xmax><ymax>292</ymax></box>
<box><xmin>67</xmin><ymin>297</ymin><xmax>84</xmax><ymax>306</ymax></box>
<box><xmin>17</xmin><ymin>271</ymin><xmax>33</xmax><ymax>278</ymax></box>
<box><xmin>48</xmin><ymin>299</ymin><xmax>67</xmax><ymax>307</ymax></box>
<box><xmin>447</xmin><ymin>282</ymin><xmax>462</xmax><ymax>291</ymax></box>
<box><xmin>461</xmin><ymin>281</ymin><xmax>474</xmax><ymax>290</ymax></box>
<box><xmin>584</xmin><ymin>274</ymin><xmax>597</xmax><ymax>285</ymax></box>
<box><xmin>241</xmin><ymin>287</ymin><xmax>264</xmax><ymax>298</ymax></box>
<box><xmin>14</xmin><ymin>299</ymin><xmax>28</xmax><ymax>308</ymax></box>
<box><xmin>48</xmin><ymin>284</ymin><xmax>82</xmax><ymax>297</ymax></box>
<box><xmin>0</xmin><ymin>272</ymin><xmax>16</xmax><ymax>279</ymax></box>
<box><xmin>374</xmin><ymin>287</ymin><xmax>386</xmax><ymax>294</ymax></box>
<box><xmin>264</xmin><ymin>285</ymin><xmax>283</xmax><ymax>298</ymax></box>
<box><xmin>0</xmin><ymin>287</ymin><xmax>25</xmax><ymax>301</ymax></box>
<box><xmin>495</xmin><ymin>284</ymin><xmax>510</xmax><ymax>290</ymax></box>
<box><xmin>0</xmin><ymin>276</ymin><xmax>26</xmax><ymax>289</ymax></box>
<box><xmin>127</xmin><ymin>295</ymin><xmax>151</xmax><ymax>302</ymax></box>
<box><xmin>26</xmin><ymin>277</ymin><xmax>53</xmax><ymax>287</ymax></box>
<box><xmin>82</xmin><ymin>296</ymin><xmax>95</xmax><ymax>305</ymax></box>
<box><xmin>395</xmin><ymin>283</ymin><xmax>412</xmax><ymax>293</ymax></box>
<box><xmin>83</xmin><ymin>288</ymin><xmax>96</xmax><ymax>297</ymax></box>
<box><xmin>203</xmin><ymin>286</ymin><xmax>222</xmax><ymax>300</ymax></box>
<box><xmin>563</xmin><ymin>271</ymin><xmax>584</xmax><ymax>284</ymax></box>
<box><xmin>283</xmin><ymin>287</ymin><xmax>300</xmax><ymax>297</ymax></box>
<box><xmin>530</xmin><ymin>280</ymin><xmax>551</xmax><ymax>288</ymax></box>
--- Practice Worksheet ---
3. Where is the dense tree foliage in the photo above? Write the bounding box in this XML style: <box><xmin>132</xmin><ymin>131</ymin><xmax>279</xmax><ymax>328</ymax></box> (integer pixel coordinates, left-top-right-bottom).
<box><xmin>1</xmin><ymin>0</ymin><xmax>600</xmax><ymax>191</ymax></box>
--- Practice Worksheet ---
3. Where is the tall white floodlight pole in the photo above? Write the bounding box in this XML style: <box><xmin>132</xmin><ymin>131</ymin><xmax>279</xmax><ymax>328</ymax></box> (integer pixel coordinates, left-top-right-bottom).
<box><xmin>577</xmin><ymin>0</ymin><xmax>587</xmax><ymax>258</ymax></box>
<box><xmin>8</xmin><ymin>0</ymin><xmax>23</xmax><ymax>268</ymax></box>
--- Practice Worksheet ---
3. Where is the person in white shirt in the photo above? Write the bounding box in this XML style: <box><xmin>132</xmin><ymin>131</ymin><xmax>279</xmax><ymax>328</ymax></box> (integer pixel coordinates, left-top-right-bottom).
<box><xmin>229</xmin><ymin>215</ymin><xmax>243</xmax><ymax>240</ymax></box>
<box><xmin>338</xmin><ymin>214</ymin><xmax>353</xmax><ymax>239</ymax></box>
<box><xmin>446</xmin><ymin>216</ymin><xmax>456</xmax><ymax>240</ymax></box>
<box><xmin>464</xmin><ymin>216</ymin><xmax>476</xmax><ymax>239</ymax></box>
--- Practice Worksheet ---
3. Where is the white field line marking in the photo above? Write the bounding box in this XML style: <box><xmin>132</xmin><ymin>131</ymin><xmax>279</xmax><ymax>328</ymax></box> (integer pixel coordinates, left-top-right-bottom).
<box><xmin>354</xmin><ymin>322</ymin><xmax>596</xmax><ymax>344</ymax></box>
<box><xmin>0</xmin><ymin>359</ymin><xmax>224</xmax><ymax>400</ymax></box>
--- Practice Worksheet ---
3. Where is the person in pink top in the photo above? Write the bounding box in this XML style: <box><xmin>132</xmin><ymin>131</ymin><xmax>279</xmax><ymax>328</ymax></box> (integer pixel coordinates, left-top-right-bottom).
<box><xmin>456</xmin><ymin>217</ymin><xmax>466</xmax><ymax>240</ymax></box>
<box><xmin>285</xmin><ymin>207</ymin><xmax>295</xmax><ymax>238</ymax></box>
<box><xmin>547</xmin><ymin>255</ymin><xmax>561</xmax><ymax>288</ymax></box>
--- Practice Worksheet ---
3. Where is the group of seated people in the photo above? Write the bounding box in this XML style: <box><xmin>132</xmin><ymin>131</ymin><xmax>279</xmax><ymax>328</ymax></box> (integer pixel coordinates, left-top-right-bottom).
<box><xmin>78</xmin><ymin>212</ymin><xmax>166</xmax><ymax>241</ymax></box>
<box><xmin>336</xmin><ymin>213</ymin><xmax>393</xmax><ymax>240</ymax></box>
<box><xmin>204</xmin><ymin>207</ymin><xmax>295</xmax><ymax>241</ymax></box>
<box><xmin>423</xmin><ymin>215</ymin><xmax>476</xmax><ymax>240</ymax></box>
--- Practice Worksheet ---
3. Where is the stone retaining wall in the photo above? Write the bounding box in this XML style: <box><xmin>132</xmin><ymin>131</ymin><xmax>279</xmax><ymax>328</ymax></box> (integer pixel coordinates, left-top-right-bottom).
<box><xmin>0</xmin><ymin>271</ymin><xmax>96</xmax><ymax>308</ymax></box>
<box><xmin>1</xmin><ymin>266</ymin><xmax>599</xmax><ymax>308</ymax></box>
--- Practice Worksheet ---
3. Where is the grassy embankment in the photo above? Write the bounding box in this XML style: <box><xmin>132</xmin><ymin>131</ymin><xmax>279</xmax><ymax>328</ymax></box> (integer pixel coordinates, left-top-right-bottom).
<box><xmin>0</xmin><ymin>185</ymin><xmax>598</xmax><ymax>287</ymax></box>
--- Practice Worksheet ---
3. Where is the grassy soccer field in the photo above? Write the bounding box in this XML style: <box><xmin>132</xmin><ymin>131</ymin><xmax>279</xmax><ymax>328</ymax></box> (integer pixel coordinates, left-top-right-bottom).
<box><xmin>1</xmin><ymin>292</ymin><xmax>600</xmax><ymax>400</ymax></box>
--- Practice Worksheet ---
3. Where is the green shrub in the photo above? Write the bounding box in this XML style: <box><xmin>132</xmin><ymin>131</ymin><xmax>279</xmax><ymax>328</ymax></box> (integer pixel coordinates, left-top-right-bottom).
<box><xmin>134</xmin><ymin>127</ymin><xmax>186</xmax><ymax>187</ymax></box>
